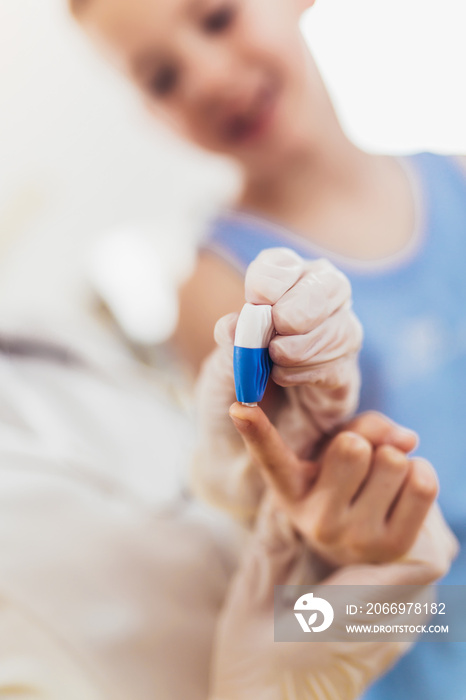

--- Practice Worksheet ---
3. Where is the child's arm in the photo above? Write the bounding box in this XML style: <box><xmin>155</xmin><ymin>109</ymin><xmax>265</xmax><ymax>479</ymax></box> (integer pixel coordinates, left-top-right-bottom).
<box><xmin>173</xmin><ymin>251</ymin><xmax>245</xmax><ymax>374</ymax></box>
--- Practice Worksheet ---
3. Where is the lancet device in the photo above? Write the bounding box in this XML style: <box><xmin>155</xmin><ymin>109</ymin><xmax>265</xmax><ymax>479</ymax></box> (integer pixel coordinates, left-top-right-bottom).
<box><xmin>233</xmin><ymin>303</ymin><xmax>274</xmax><ymax>406</ymax></box>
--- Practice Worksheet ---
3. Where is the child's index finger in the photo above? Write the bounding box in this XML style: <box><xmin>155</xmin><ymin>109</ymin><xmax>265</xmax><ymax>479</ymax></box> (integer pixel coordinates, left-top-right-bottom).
<box><xmin>229</xmin><ymin>402</ymin><xmax>318</xmax><ymax>502</ymax></box>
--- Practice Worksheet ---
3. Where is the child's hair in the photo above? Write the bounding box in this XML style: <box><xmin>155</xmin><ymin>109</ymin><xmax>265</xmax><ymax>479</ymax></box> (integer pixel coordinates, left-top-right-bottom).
<box><xmin>68</xmin><ymin>0</ymin><xmax>85</xmax><ymax>16</ymax></box>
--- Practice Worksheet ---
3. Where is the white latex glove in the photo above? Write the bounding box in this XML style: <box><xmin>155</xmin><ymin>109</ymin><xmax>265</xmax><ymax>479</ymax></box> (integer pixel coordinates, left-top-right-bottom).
<box><xmin>208</xmin><ymin>492</ymin><xmax>459</xmax><ymax>700</ymax></box>
<box><xmin>193</xmin><ymin>247</ymin><xmax>363</xmax><ymax>519</ymax></box>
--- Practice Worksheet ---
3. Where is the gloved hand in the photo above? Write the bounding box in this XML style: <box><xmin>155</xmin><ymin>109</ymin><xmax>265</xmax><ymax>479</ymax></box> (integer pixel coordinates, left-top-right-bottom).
<box><xmin>193</xmin><ymin>247</ymin><xmax>362</xmax><ymax>520</ymax></box>
<box><xmin>208</xmin><ymin>488</ymin><xmax>458</xmax><ymax>700</ymax></box>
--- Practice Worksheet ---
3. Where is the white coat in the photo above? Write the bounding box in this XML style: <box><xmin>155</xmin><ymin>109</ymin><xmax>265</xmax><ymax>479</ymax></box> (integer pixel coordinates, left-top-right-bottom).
<box><xmin>0</xmin><ymin>316</ymin><xmax>239</xmax><ymax>700</ymax></box>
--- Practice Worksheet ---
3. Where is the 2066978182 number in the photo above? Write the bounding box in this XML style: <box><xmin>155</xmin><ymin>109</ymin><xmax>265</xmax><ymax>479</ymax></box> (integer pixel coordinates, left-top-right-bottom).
<box><xmin>366</xmin><ymin>602</ymin><xmax>446</xmax><ymax>615</ymax></box>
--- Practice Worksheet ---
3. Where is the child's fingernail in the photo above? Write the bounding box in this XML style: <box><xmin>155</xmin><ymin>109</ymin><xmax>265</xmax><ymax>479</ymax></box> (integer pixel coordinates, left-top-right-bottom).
<box><xmin>229</xmin><ymin>414</ymin><xmax>251</xmax><ymax>431</ymax></box>
<box><xmin>392</xmin><ymin>426</ymin><xmax>419</xmax><ymax>443</ymax></box>
<box><xmin>400</xmin><ymin>427</ymin><xmax>418</xmax><ymax>439</ymax></box>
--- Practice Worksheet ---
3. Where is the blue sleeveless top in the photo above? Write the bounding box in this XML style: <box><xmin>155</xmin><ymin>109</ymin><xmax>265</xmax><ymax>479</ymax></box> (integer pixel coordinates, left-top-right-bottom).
<box><xmin>202</xmin><ymin>152</ymin><xmax>466</xmax><ymax>700</ymax></box>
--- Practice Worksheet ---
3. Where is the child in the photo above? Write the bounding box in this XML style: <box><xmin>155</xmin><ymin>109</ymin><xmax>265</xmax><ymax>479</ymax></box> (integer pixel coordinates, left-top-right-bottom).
<box><xmin>69</xmin><ymin>1</ymin><xmax>466</xmax><ymax>697</ymax></box>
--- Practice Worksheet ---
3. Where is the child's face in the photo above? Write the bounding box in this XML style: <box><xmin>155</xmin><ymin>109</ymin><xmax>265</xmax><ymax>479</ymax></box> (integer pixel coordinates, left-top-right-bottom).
<box><xmin>81</xmin><ymin>0</ymin><xmax>317</xmax><ymax>170</ymax></box>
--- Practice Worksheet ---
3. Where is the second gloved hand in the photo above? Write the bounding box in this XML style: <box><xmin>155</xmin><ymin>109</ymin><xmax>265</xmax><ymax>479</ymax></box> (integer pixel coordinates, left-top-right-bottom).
<box><xmin>208</xmin><ymin>490</ymin><xmax>458</xmax><ymax>700</ymax></box>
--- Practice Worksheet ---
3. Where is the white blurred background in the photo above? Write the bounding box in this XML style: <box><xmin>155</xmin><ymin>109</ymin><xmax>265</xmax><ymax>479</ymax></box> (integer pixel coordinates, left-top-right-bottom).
<box><xmin>0</xmin><ymin>0</ymin><xmax>466</xmax><ymax>328</ymax></box>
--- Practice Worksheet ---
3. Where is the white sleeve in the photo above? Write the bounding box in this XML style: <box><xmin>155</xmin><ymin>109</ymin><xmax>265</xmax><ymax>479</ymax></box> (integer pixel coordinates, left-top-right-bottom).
<box><xmin>0</xmin><ymin>600</ymin><xmax>104</xmax><ymax>700</ymax></box>
<box><xmin>0</xmin><ymin>455</ymin><xmax>235</xmax><ymax>700</ymax></box>
<box><xmin>0</xmin><ymin>460</ymin><xmax>137</xmax><ymax>699</ymax></box>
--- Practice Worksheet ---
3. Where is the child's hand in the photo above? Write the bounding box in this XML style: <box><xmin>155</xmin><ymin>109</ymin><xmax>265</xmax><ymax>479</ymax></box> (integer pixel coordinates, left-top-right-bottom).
<box><xmin>229</xmin><ymin>405</ymin><xmax>439</xmax><ymax>567</ymax></box>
